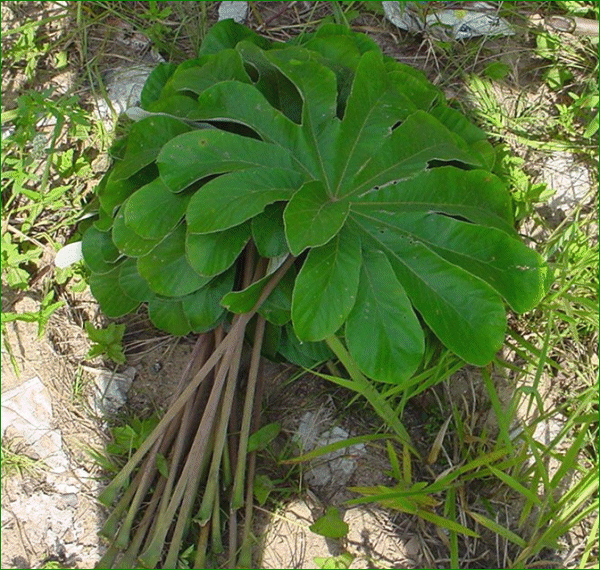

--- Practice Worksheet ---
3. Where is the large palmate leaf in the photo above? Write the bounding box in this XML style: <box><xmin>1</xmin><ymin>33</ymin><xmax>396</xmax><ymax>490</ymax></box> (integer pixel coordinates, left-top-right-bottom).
<box><xmin>82</xmin><ymin>19</ymin><xmax>548</xmax><ymax>379</ymax></box>
<box><xmin>346</xmin><ymin>250</ymin><xmax>424</xmax><ymax>383</ymax></box>
<box><xmin>291</xmin><ymin>228</ymin><xmax>362</xmax><ymax>342</ymax></box>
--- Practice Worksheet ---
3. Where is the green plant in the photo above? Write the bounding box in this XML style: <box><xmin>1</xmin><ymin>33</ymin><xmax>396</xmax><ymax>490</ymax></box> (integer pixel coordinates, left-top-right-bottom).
<box><xmin>1</xmin><ymin>78</ymin><xmax>103</xmax><ymax>367</ymax></box>
<box><xmin>1</xmin><ymin>443</ymin><xmax>47</xmax><ymax>478</ymax></box>
<box><xmin>1</xmin><ymin>291</ymin><xmax>64</xmax><ymax>338</ymax></box>
<box><xmin>310</xmin><ymin>506</ymin><xmax>349</xmax><ymax>538</ymax></box>
<box><xmin>84</xmin><ymin>19</ymin><xmax>550</xmax><ymax>568</ymax></box>
<box><xmin>85</xmin><ymin>321</ymin><xmax>127</xmax><ymax>364</ymax></box>
<box><xmin>1</xmin><ymin>231</ymin><xmax>43</xmax><ymax>289</ymax></box>
<box><xmin>39</xmin><ymin>560</ymin><xmax>67</xmax><ymax>570</ymax></box>
<box><xmin>1</xmin><ymin>17</ymin><xmax>52</xmax><ymax>81</ymax></box>
<box><xmin>310</xmin><ymin>507</ymin><xmax>353</xmax><ymax>570</ymax></box>
<box><xmin>83</xmin><ymin>20</ymin><xmax>548</xmax><ymax>385</ymax></box>
<box><xmin>88</xmin><ymin>414</ymin><xmax>163</xmax><ymax>474</ymax></box>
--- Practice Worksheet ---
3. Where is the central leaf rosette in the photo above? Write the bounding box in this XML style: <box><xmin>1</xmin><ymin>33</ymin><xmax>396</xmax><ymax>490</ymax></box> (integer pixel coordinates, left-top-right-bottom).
<box><xmin>83</xmin><ymin>22</ymin><xmax>549</xmax><ymax>385</ymax></box>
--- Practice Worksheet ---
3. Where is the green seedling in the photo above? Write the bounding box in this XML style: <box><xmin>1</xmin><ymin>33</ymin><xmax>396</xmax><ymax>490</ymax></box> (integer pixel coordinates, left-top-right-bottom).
<box><xmin>1</xmin><ymin>232</ymin><xmax>43</xmax><ymax>289</ymax></box>
<box><xmin>85</xmin><ymin>321</ymin><xmax>126</xmax><ymax>364</ymax></box>
<box><xmin>247</xmin><ymin>422</ymin><xmax>281</xmax><ymax>453</ymax></box>
<box><xmin>314</xmin><ymin>552</ymin><xmax>355</xmax><ymax>570</ymax></box>
<box><xmin>309</xmin><ymin>507</ymin><xmax>349</xmax><ymax>539</ymax></box>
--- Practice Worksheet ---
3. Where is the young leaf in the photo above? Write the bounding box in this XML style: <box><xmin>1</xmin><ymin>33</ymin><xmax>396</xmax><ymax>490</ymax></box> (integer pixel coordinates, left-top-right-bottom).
<box><xmin>236</xmin><ymin>41</ymin><xmax>304</xmax><ymax>124</ymax></box>
<box><xmin>309</xmin><ymin>507</ymin><xmax>349</xmax><ymax>539</ymax></box>
<box><xmin>313</xmin><ymin>552</ymin><xmax>354</xmax><ymax>569</ymax></box>
<box><xmin>262</xmin><ymin>48</ymin><xmax>340</xmax><ymax>186</ymax></box>
<box><xmin>253</xmin><ymin>474</ymin><xmax>275</xmax><ymax>506</ymax></box>
<box><xmin>247</xmin><ymin>423</ymin><xmax>281</xmax><ymax>453</ymax></box>
<box><xmin>85</xmin><ymin>321</ymin><xmax>126</xmax><ymax>346</ymax></box>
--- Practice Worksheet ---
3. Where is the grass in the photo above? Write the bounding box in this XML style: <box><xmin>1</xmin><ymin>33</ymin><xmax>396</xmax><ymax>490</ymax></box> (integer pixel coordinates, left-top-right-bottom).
<box><xmin>0</xmin><ymin>442</ymin><xmax>47</xmax><ymax>478</ymax></box>
<box><xmin>1</xmin><ymin>1</ymin><xmax>598</xmax><ymax>569</ymax></box>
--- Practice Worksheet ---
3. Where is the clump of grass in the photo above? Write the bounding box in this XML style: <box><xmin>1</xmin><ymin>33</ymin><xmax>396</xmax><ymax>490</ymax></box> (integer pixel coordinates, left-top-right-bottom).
<box><xmin>1</xmin><ymin>441</ymin><xmax>47</xmax><ymax>478</ymax></box>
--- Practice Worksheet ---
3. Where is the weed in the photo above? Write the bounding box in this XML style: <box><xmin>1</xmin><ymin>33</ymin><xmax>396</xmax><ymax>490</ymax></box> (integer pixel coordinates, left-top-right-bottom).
<box><xmin>1</xmin><ymin>291</ymin><xmax>64</xmax><ymax>338</ymax></box>
<box><xmin>39</xmin><ymin>561</ymin><xmax>67</xmax><ymax>570</ymax></box>
<box><xmin>1</xmin><ymin>442</ymin><xmax>47</xmax><ymax>478</ymax></box>
<box><xmin>87</xmin><ymin>413</ymin><xmax>161</xmax><ymax>474</ymax></box>
<box><xmin>85</xmin><ymin>321</ymin><xmax>127</xmax><ymax>364</ymax></box>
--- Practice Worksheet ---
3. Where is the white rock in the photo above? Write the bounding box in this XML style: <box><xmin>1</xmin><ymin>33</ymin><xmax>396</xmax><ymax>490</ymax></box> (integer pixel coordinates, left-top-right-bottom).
<box><xmin>382</xmin><ymin>1</ymin><xmax>514</xmax><ymax>40</ymax></box>
<box><xmin>218</xmin><ymin>1</ymin><xmax>248</xmax><ymax>23</ymax></box>
<box><xmin>94</xmin><ymin>65</ymin><xmax>155</xmax><ymax>122</ymax></box>
<box><xmin>1</xmin><ymin>376</ymin><xmax>70</xmax><ymax>473</ymax></box>
<box><xmin>294</xmin><ymin>410</ymin><xmax>366</xmax><ymax>488</ymax></box>
<box><xmin>87</xmin><ymin>366</ymin><xmax>136</xmax><ymax>416</ymax></box>
<box><xmin>55</xmin><ymin>241</ymin><xmax>83</xmax><ymax>268</ymax></box>
<box><xmin>532</xmin><ymin>418</ymin><xmax>564</xmax><ymax>446</ymax></box>
<box><xmin>542</xmin><ymin>151</ymin><xmax>592</xmax><ymax>212</ymax></box>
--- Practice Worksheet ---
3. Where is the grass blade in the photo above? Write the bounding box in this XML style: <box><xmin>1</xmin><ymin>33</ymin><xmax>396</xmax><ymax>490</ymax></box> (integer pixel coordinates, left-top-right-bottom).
<box><xmin>468</xmin><ymin>511</ymin><xmax>526</xmax><ymax>548</ymax></box>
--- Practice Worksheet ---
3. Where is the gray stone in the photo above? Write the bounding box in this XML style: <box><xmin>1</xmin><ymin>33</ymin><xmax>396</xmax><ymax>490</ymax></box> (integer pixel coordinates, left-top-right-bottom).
<box><xmin>94</xmin><ymin>65</ymin><xmax>155</xmax><ymax>121</ymax></box>
<box><xmin>294</xmin><ymin>410</ymin><xmax>366</xmax><ymax>489</ymax></box>
<box><xmin>218</xmin><ymin>1</ymin><xmax>248</xmax><ymax>23</ymax></box>
<box><xmin>542</xmin><ymin>151</ymin><xmax>593</xmax><ymax>213</ymax></box>
<box><xmin>85</xmin><ymin>365</ymin><xmax>136</xmax><ymax>416</ymax></box>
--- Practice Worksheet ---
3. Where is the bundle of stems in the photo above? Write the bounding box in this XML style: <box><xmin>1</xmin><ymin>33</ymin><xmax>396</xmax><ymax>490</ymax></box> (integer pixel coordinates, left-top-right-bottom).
<box><xmin>95</xmin><ymin>250</ymin><xmax>295</xmax><ymax>569</ymax></box>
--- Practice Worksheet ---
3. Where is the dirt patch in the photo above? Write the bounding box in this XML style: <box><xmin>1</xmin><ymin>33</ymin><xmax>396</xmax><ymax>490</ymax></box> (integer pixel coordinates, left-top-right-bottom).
<box><xmin>257</xmin><ymin>499</ymin><xmax>422</xmax><ymax>569</ymax></box>
<box><xmin>1</xmin><ymin>291</ymin><xmax>105</xmax><ymax>569</ymax></box>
